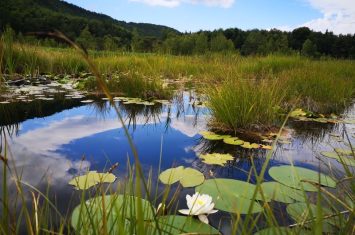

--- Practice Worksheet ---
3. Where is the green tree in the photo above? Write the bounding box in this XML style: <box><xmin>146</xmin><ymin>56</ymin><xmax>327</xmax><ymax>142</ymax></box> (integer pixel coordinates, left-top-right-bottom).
<box><xmin>103</xmin><ymin>35</ymin><xmax>118</xmax><ymax>51</ymax></box>
<box><xmin>76</xmin><ymin>25</ymin><xmax>96</xmax><ymax>49</ymax></box>
<box><xmin>301</xmin><ymin>39</ymin><xmax>317</xmax><ymax>57</ymax></box>
<box><xmin>210</xmin><ymin>32</ymin><xmax>234</xmax><ymax>52</ymax></box>
<box><xmin>193</xmin><ymin>33</ymin><xmax>209</xmax><ymax>54</ymax></box>
<box><xmin>241</xmin><ymin>31</ymin><xmax>267</xmax><ymax>55</ymax></box>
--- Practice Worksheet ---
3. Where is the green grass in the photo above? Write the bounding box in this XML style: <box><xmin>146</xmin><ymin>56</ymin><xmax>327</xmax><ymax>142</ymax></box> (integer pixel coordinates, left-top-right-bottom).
<box><xmin>205</xmin><ymin>78</ymin><xmax>286</xmax><ymax>131</ymax></box>
<box><xmin>1</xmin><ymin>31</ymin><xmax>355</xmax><ymax>129</ymax></box>
<box><xmin>0</xmin><ymin>39</ymin><xmax>354</xmax><ymax>234</ymax></box>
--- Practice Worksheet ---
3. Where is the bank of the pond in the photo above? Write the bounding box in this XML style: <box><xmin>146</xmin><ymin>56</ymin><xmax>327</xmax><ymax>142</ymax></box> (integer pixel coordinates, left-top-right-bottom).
<box><xmin>2</xmin><ymin>42</ymin><xmax>355</xmax><ymax>131</ymax></box>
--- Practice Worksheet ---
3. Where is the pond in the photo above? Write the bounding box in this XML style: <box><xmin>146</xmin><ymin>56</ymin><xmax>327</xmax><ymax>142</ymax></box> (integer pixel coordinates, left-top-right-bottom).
<box><xmin>0</xmin><ymin>82</ymin><xmax>354</xmax><ymax>234</ymax></box>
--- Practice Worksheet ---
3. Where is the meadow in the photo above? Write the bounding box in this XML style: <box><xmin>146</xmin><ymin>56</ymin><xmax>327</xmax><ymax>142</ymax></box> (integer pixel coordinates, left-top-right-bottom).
<box><xmin>0</xmin><ymin>34</ymin><xmax>355</xmax><ymax>235</ymax></box>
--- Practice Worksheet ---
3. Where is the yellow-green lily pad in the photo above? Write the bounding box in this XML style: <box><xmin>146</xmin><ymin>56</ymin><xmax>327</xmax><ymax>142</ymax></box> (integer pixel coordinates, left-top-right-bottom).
<box><xmin>69</xmin><ymin>171</ymin><xmax>117</xmax><ymax>190</ymax></box>
<box><xmin>199</xmin><ymin>153</ymin><xmax>234</xmax><ymax>166</ymax></box>
<box><xmin>223</xmin><ymin>137</ymin><xmax>244</xmax><ymax>145</ymax></box>
<box><xmin>159</xmin><ymin>166</ymin><xmax>204</xmax><ymax>187</ymax></box>
<box><xmin>269</xmin><ymin>166</ymin><xmax>336</xmax><ymax>191</ymax></box>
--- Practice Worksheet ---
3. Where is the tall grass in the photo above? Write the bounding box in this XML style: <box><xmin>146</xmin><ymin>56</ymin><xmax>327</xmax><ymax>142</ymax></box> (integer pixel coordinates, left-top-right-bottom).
<box><xmin>0</xmin><ymin>34</ymin><xmax>354</xmax><ymax>234</ymax></box>
<box><xmin>206</xmin><ymin>78</ymin><xmax>287</xmax><ymax>131</ymax></box>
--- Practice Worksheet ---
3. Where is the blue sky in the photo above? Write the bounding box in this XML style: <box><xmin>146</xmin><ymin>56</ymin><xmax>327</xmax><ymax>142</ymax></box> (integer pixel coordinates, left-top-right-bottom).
<box><xmin>66</xmin><ymin>0</ymin><xmax>355</xmax><ymax>34</ymax></box>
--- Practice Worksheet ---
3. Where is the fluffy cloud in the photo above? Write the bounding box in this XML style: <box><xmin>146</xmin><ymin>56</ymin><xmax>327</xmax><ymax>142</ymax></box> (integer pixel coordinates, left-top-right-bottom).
<box><xmin>130</xmin><ymin>0</ymin><xmax>235</xmax><ymax>8</ymax></box>
<box><xmin>302</xmin><ymin>0</ymin><xmax>355</xmax><ymax>34</ymax></box>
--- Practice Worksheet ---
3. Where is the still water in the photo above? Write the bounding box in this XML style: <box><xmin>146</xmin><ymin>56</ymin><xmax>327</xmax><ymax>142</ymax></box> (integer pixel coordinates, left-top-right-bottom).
<box><xmin>0</xmin><ymin>87</ymin><xmax>354</xmax><ymax>233</ymax></box>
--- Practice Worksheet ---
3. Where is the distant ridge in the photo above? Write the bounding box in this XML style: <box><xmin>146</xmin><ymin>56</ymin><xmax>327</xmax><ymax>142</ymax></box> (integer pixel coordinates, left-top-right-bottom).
<box><xmin>0</xmin><ymin>0</ymin><xmax>179</xmax><ymax>38</ymax></box>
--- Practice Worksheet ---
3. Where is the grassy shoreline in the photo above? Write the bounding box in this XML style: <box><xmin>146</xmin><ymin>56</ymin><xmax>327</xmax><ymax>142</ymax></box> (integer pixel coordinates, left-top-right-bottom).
<box><xmin>1</xmin><ymin>39</ymin><xmax>355</xmax><ymax>130</ymax></box>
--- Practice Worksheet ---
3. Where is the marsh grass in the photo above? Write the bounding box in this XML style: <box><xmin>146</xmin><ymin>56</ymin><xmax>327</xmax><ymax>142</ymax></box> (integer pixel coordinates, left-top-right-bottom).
<box><xmin>206</xmin><ymin>78</ymin><xmax>287</xmax><ymax>131</ymax></box>
<box><xmin>0</xmin><ymin>33</ymin><xmax>354</xmax><ymax>234</ymax></box>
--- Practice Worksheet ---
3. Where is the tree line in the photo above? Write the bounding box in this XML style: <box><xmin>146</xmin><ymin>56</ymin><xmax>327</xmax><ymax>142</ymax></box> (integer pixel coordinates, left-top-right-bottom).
<box><xmin>4</xmin><ymin>25</ymin><xmax>354</xmax><ymax>59</ymax></box>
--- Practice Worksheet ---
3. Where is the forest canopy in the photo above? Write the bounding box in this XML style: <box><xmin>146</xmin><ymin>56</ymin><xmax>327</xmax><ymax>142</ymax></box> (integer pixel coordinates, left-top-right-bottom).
<box><xmin>1</xmin><ymin>0</ymin><xmax>354</xmax><ymax>58</ymax></box>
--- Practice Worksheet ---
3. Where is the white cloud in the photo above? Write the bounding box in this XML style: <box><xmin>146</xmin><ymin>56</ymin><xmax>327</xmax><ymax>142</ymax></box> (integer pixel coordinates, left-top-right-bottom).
<box><xmin>302</xmin><ymin>0</ymin><xmax>355</xmax><ymax>34</ymax></box>
<box><xmin>130</xmin><ymin>0</ymin><xmax>235</xmax><ymax>8</ymax></box>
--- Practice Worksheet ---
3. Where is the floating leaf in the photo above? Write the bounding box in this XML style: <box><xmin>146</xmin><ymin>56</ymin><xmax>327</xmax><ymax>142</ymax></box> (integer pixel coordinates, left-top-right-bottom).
<box><xmin>196</xmin><ymin>179</ymin><xmax>263</xmax><ymax>214</ymax></box>
<box><xmin>147</xmin><ymin>216</ymin><xmax>220</xmax><ymax>235</ymax></box>
<box><xmin>68</xmin><ymin>171</ymin><xmax>116</xmax><ymax>190</ymax></box>
<box><xmin>334</xmin><ymin>148</ymin><xmax>353</xmax><ymax>156</ymax></box>
<box><xmin>199</xmin><ymin>153</ymin><xmax>234</xmax><ymax>166</ymax></box>
<box><xmin>223</xmin><ymin>137</ymin><xmax>244</xmax><ymax>145</ymax></box>
<box><xmin>269</xmin><ymin>166</ymin><xmax>336</xmax><ymax>191</ymax></box>
<box><xmin>71</xmin><ymin>195</ymin><xmax>154</xmax><ymax>234</ymax></box>
<box><xmin>81</xmin><ymin>99</ymin><xmax>94</xmax><ymax>103</ymax></box>
<box><xmin>320</xmin><ymin>151</ymin><xmax>355</xmax><ymax>167</ymax></box>
<box><xmin>261</xmin><ymin>145</ymin><xmax>273</xmax><ymax>150</ymax></box>
<box><xmin>241</xmin><ymin>142</ymin><xmax>260</xmax><ymax>149</ymax></box>
<box><xmin>290</xmin><ymin>109</ymin><xmax>307</xmax><ymax>118</ymax></box>
<box><xmin>344</xmin><ymin>119</ymin><xmax>355</xmax><ymax>124</ymax></box>
<box><xmin>159</xmin><ymin>166</ymin><xmax>204</xmax><ymax>187</ymax></box>
<box><xmin>254</xmin><ymin>227</ymin><xmax>311</xmax><ymax>235</ymax></box>
<box><xmin>260</xmin><ymin>182</ymin><xmax>305</xmax><ymax>203</ymax></box>
<box><xmin>286</xmin><ymin>203</ymin><xmax>336</xmax><ymax>233</ymax></box>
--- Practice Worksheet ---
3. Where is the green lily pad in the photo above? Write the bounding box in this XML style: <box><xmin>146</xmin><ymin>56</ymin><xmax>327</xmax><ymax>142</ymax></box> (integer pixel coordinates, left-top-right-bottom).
<box><xmin>68</xmin><ymin>171</ymin><xmax>116</xmax><ymax>190</ymax></box>
<box><xmin>159</xmin><ymin>166</ymin><xmax>204</xmax><ymax>187</ymax></box>
<box><xmin>290</xmin><ymin>109</ymin><xmax>307</xmax><ymax>118</ymax></box>
<box><xmin>320</xmin><ymin>151</ymin><xmax>355</xmax><ymax>167</ymax></box>
<box><xmin>254</xmin><ymin>227</ymin><xmax>311</xmax><ymax>235</ymax></box>
<box><xmin>320</xmin><ymin>151</ymin><xmax>341</xmax><ymax>159</ymax></box>
<box><xmin>344</xmin><ymin>119</ymin><xmax>355</xmax><ymax>124</ymax></box>
<box><xmin>269</xmin><ymin>166</ymin><xmax>336</xmax><ymax>192</ymax></box>
<box><xmin>334</xmin><ymin>148</ymin><xmax>353</xmax><ymax>156</ymax></box>
<box><xmin>223</xmin><ymin>137</ymin><xmax>244</xmax><ymax>145</ymax></box>
<box><xmin>336</xmin><ymin>157</ymin><xmax>355</xmax><ymax>167</ymax></box>
<box><xmin>286</xmin><ymin>203</ymin><xmax>336</xmax><ymax>233</ymax></box>
<box><xmin>260</xmin><ymin>182</ymin><xmax>305</xmax><ymax>203</ymax></box>
<box><xmin>81</xmin><ymin>99</ymin><xmax>94</xmax><ymax>103</ymax></box>
<box><xmin>241</xmin><ymin>142</ymin><xmax>260</xmax><ymax>149</ymax></box>
<box><xmin>196</xmin><ymin>179</ymin><xmax>263</xmax><ymax>214</ymax></box>
<box><xmin>199</xmin><ymin>131</ymin><xmax>230</xmax><ymax>140</ymax></box>
<box><xmin>199</xmin><ymin>153</ymin><xmax>234</xmax><ymax>166</ymax></box>
<box><xmin>147</xmin><ymin>216</ymin><xmax>220</xmax><ymax>235</ymax></box>
<box><xmin>71</xmin><ymin>195</ymin><xmax>154</xmax><ymax>234</ymax></box>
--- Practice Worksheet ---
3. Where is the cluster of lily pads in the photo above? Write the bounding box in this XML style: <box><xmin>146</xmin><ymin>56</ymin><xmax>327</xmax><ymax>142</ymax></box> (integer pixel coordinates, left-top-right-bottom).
<box><xmin>0</xmin><ymin>81</ymin><xmax>87</xmax><ymax>104</ymax></box>
<box><xmin>290</xmin><ymin>108</ymin><xmax>355</xmax><ymax>124</ymax></box>
<box><xmin>157</xmin><ymin>164</ymin><xmax>343</xmax><ymax>233</ymax></box>
<box><xmin>199</xmin><ymin>131</ymin><xmax>274</xmax><ymax>150</ymax></box>
<box><xmin>102</xmin><ymin>96</ymin><xmax>171</xmax><ymax>106</ymax></box>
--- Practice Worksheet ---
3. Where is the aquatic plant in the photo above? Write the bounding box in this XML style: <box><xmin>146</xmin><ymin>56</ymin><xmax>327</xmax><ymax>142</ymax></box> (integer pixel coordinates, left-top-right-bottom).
<box><xmin>178</xmin><ymin>192</ymin><xmax>218</xmax><ymax>224</ymax></box>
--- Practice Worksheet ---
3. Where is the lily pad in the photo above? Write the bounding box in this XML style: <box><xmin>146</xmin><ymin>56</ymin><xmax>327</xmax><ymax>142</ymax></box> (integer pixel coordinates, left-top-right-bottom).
<box><xmin>334</xmin><ymin>148</ymin><xmax>353</xmax><ymax>156</ymax></box>
<box><xmin>269</xmin><ymin>166</ymin><xmax>336</xmax><ymax>191</ymax></box>
<box><xmin>320</xmin><ymin>151</ymin><xmax>355</xmax><ymax>167</ymax></box>
<box><xmin>71</xmin><ymin>195</ymin><xmax>154</xmax><ymax>234</ymax></box>
<box><xmin>254</xmin><ymin>227</ymin><xmax>311</xmax><ymax>235</ymax></box>
<box><xmin>159</xmin><ymin>166</ymin><xmax>204</xmax><ymax>187</ymax></box>
<box><xmin>199</xmin><ymin>131</ymin><xmax>230</xmax><ymax>140</ymax></box>
<box><xmin>196</xmin><ymin>179</ymin><xmax>263</xmax><ymax>214</ymax></box>
<box><xmin>69</xmin><ymin>171</ymin><xmax>116</xmax><ymax>190</ymax></box>
<box><xmin>260</xmin><ymin>182</ymin><xmax>305</xmax><ymax>203</ymax></box>
<box><xmin>241</xmin><ymin>142</ymin><xmax>260</xmax><ymax>149</ymax></box>
<box><xmin>286</xmin><ymin>203</ymin><xmax>336</xmax><ymax>233</ymax></box>
<box><xmin>199</xmin><ymin>153</ymin><xmax>234</xmax><ymax>166</ymax></box>
<box><xmin>223</xmin><ymin>137</ymin><xmax>244</xmax><ymax>145</ymax></box>
<box><xmin>290</xmin><ymin>109</ymin><xmax>307</xmax><ymax>118</ymax></box>
<box><xmin>81</xmin><ymin>99</ymin><xmax>94</xmax><ymax>103</ymax></box>
<box><xmin>147</xmin><ymin>216</ymin><xmax>220</xmax><ymax>235</ymax></box>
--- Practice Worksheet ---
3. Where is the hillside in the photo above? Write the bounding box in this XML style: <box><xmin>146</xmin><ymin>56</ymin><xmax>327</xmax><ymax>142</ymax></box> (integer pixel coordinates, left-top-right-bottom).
<box><xmin>0</xmin><ymin>0</ymin><xmax>178</xmax><ymax>40</ymax></box>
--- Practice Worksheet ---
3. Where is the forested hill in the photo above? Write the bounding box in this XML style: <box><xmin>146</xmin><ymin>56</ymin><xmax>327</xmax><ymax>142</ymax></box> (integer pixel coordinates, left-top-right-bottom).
<box><xmin>0</xmin><ymin>0</ymin><xmax>178</xmax><ymax>40</ymax></box>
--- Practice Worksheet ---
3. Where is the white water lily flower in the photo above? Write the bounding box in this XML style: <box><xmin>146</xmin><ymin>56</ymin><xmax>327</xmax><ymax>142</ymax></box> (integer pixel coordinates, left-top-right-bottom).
<box><xmin>178</xmin><ymin>192</ymin><xmax>218</xmax><ymax>224</ymax></box>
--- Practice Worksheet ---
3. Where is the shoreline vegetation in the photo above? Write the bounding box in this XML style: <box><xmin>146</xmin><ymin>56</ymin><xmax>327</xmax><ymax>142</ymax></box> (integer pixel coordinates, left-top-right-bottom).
<box><xmin>1</xmin><ymin>27</ymin><xmax>354</xmax><ymax>131</ymax></box>
<box><xmin>0</xmin><ymin>29</ymin><xmax>355</xmax><ymax>235</ymax></box>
